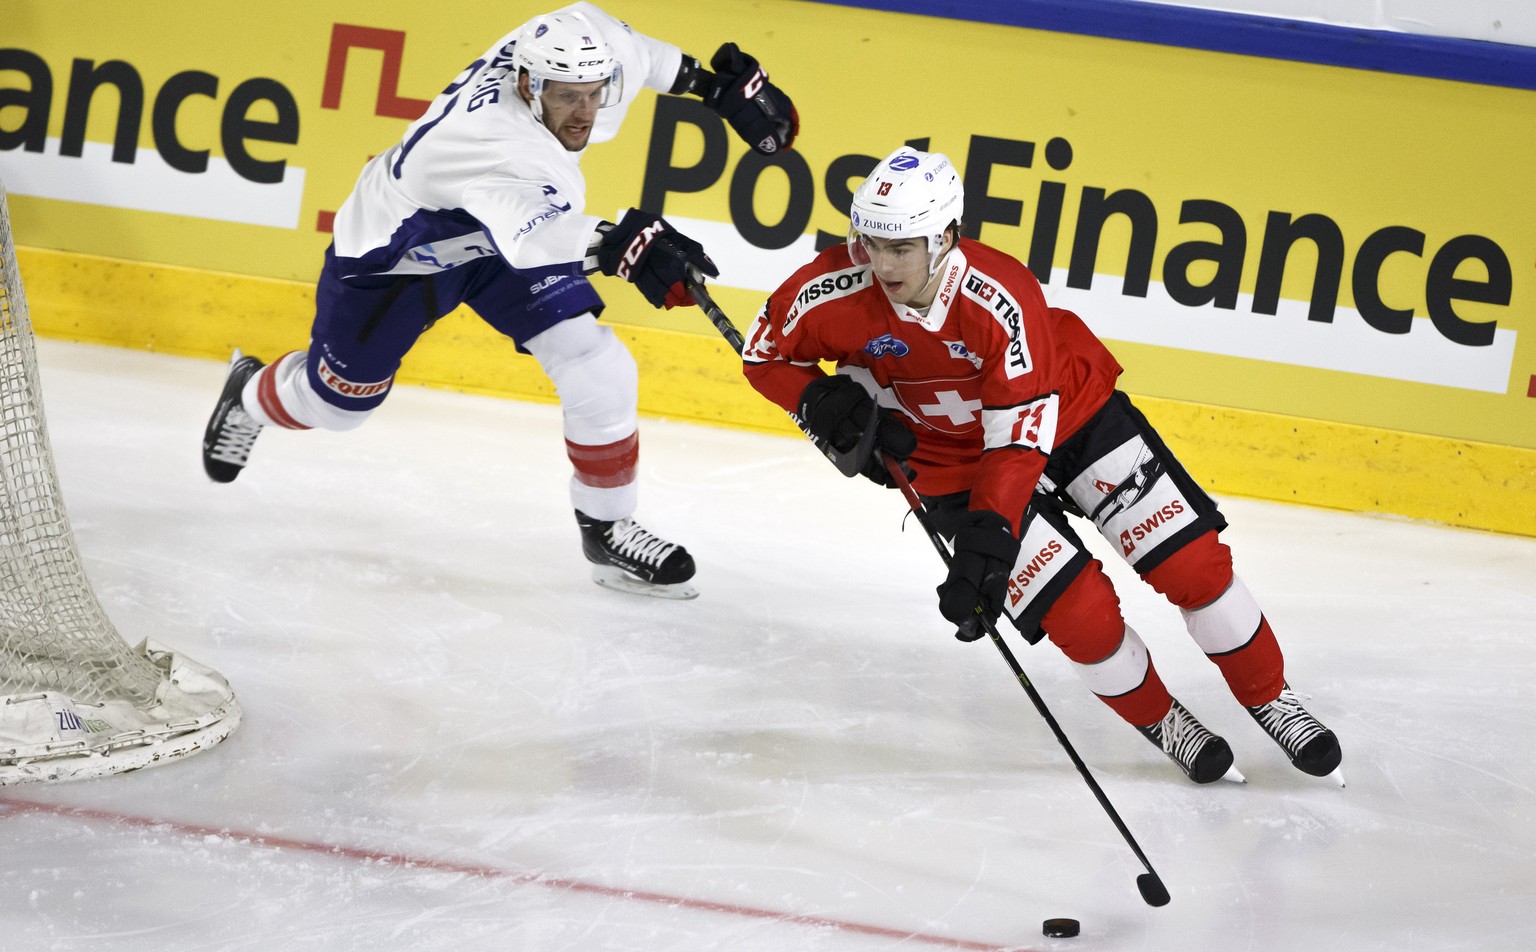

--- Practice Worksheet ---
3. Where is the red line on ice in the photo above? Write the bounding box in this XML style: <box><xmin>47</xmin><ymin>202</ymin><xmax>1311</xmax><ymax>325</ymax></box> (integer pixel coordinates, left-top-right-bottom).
<box><xmin>0</xmin><ymin>797</ymin><xmax>1031</xmax><ymax>951</ymax></box>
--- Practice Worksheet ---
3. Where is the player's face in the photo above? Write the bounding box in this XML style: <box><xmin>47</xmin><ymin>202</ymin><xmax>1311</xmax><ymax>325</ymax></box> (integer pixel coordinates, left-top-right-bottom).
<box><xmin>857</xmin><ymin>234</ymin><xmax>945</xmax><ymax>308</ymax></box>
<box><xmin>539</xmin><ymin>79</ymin><xmax>607</xmax><ymax>151</ymax></box>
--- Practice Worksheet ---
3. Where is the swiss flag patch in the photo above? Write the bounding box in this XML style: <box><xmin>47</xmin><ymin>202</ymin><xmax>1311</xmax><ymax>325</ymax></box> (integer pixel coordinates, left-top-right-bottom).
<box><xmin>892</xmin><ymin>373</ymin><xmax>984</xmax><ymax>435</ymax></box>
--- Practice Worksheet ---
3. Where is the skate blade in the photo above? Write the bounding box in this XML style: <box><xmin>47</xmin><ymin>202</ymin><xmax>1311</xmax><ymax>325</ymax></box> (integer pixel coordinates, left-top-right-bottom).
<box><xmin>1325</xmin><ymin>765</ymin><xmax>1346</xmax><ymax>788</ymax></box>
<box><xmin>1221</xmin><ymin>764</ymin><xmax>1248</xmax><ymax>784</ymax></box>
<box><xmin>591</xmin><ymin>565</ymin><xmax>699</xmax><ymax>600</ymax></box>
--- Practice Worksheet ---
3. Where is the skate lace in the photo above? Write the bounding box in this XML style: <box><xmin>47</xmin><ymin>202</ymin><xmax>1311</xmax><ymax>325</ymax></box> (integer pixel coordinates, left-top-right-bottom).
<box><xmin>210</xmin><ymin>406</ymin><xmax>262</xmax><ymax>465</ymax></box>
<box><xmin>1251</xmin><ymin>688</ymin><xmax>1324</xmax><ymax>755</ymax></box>
<box><xmin>607</xmin><ymin>519</ymin><xmax>677</xmax><ymax>568</ymax></box>
<box><xmin>1158</xmin><ymin>704</ymin><xmax>1214</xmax><ymax>767</ymax></box>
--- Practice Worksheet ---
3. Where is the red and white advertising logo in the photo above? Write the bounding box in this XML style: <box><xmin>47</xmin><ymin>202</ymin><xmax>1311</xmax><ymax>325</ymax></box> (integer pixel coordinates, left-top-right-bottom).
<box><xmin>317</xmin><ymin>357</ymin><xmax>392</xmax><ymax>400</ymax></box>
<box><xmin>1007</xmin><ymin>539</ymin><xmax>1065</xmax><ymax>607</ymax></box>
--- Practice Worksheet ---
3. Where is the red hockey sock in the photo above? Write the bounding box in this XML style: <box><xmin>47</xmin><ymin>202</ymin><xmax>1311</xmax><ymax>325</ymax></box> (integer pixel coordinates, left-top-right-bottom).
<box><xmin>1142</xmin><ymin>531</ymin><xmax>1286</xmax><ymax>708</ymax></box>
<box><xmin>1041</xmin><ymin>569</ymin><xmax>1173</xmax><ymax>729</ymax></box>
<box><xmin>254</xmin><ymin>351</ymin><xmax>314</xmax><ymax>430</ymax></box>
<box><xmin>1098</xmin><ymin>661</ymin><xmax>1174</xmax><ymax>728</ymax></box>
<box><xmin>1206</xmin><ymin>615</ymin><xmax>1285</xmax><ymax>707</ymax></box>
<box><xmin>566</xmin><ymin>432</ymin><xmax>638</xmax><ymax>489</ymax></box>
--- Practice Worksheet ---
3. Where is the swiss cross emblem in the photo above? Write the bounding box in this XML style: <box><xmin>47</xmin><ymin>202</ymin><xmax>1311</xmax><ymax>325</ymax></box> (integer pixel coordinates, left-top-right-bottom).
<box><xmin>891</xmin><ymin>373</ymin><xmax>983</xmax><ymax>435</ymax></box>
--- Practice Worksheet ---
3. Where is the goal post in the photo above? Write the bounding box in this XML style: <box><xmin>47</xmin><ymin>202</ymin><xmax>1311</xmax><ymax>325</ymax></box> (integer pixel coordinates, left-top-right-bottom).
<box><xmin>0</xmin><ymin>178</ymin><xmax>242</xmax><ymax>784</ymax></box>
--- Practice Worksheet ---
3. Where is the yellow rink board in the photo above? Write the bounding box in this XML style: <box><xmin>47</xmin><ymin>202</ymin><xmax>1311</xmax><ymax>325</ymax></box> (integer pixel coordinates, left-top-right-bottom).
<box><xmin>20</xmin><ymin>246</ymin><xmax>1534</xmax><ymax>537</ymax></box>
<box><xmin>5</xmin><ymin>0</ymin><xmax>1534</xmax><ymax>536</ymax></box>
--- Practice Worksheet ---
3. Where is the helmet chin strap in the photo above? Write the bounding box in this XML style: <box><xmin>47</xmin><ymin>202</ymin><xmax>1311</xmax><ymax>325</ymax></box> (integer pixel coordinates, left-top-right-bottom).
<box><xmin>924</xmin><ymin>233</ymin><xmax>958</xmax><ymax>283</ymax></box>
<box><xmin>519</xmin><ymin>73</ymin><xmax>545</xmax><ymax>122</ymax></box>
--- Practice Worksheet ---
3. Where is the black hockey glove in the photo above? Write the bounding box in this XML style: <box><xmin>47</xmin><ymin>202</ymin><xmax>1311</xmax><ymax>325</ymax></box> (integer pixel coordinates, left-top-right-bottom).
<box><xmin>597</xmin><ymin>209</ymin><xmax>719</xmax><ymax>309</ymax></box>
<box><xmin>703</xmin><ymin>43</ymin><xmax>798</xmax><ymax>154</ymax></box>
<box><xmin>937</xmin><ymin>510</ymin><xmax>1021</xmax><ymax>638</ymax></box>
<box><xmin>797</xmin><ymin>375</ymin><xmax>916</xmax><ymax>488</ymax></box>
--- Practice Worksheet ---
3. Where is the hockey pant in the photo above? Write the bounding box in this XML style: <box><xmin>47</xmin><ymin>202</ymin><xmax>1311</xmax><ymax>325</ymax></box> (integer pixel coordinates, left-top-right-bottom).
<box><xmin>239</xmin><ymin>249</ymin><xmax>641</xmax><ymax>519</ymax></box>
<box><xmin>926</xmin><ymin>391</ymin><xmax>1286</xmax><ymax>727</ymax></box>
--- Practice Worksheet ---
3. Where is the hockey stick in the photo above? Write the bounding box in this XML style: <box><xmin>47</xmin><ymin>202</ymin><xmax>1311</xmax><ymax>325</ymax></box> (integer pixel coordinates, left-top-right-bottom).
<box><xmin>687</xmin><ymin>272</ymin><xmax>876</xmax><ymax>477</ymax></box>
<box><xmin>684</xmin><ymin>274</ymin><xmax>1172</xmax><ymax>909</ymax></box>
<box><xmin>878</xmin><ymin>456</ymin><xmax>1171</xmax><ymax>907</ymax></box>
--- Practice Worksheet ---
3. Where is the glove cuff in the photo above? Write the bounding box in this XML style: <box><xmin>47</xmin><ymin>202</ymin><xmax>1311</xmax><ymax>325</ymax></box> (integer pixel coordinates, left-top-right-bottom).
<box><xmin>670</xmin><ymin>55</ymin><xmax>708</xmax><ymax>96</ymax></box>
<box><xmin>954</xmin><ymin>510</ymin><xmax>1019</xmax><ymax>561</ymax></box>
<box><xmin>709</xmin><ymin>42</ymin><xmax>750</xmax><ymax>79</ymax></box>
<box><xmin>583</xmin><ymin>222</ymin><xmax>613</xmax><ymax>274</ymax></box>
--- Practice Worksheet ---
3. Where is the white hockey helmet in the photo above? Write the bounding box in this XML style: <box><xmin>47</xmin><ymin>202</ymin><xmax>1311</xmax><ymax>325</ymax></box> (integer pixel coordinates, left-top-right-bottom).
<box><xmin>514</xmin><ymin>11</ymin><xmax>624</xmax><ymax>119</ymax></box>
<box><xmin>848</xmin><ymin>146</ymin><xmax>964</xmax><ymax>275</ymax></box>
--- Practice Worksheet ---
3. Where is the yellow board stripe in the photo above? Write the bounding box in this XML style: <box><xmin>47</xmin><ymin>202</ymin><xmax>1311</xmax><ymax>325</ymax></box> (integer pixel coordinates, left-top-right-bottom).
<box><xmin>19</xmin><ymin>246</ymin><xmax>1535</xmax><ymax>538</ymax></box>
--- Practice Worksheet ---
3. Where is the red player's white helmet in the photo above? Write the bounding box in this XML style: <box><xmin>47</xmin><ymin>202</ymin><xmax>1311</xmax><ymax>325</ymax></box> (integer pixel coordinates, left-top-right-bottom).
<box><xmin>848</xmin><ymin>146</ymin><xmax>964</xmax><ymax>276</ymax></box>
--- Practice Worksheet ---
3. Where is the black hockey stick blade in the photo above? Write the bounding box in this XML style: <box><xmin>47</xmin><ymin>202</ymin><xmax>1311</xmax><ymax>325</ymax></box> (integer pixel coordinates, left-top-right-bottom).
<box><xmin>1138</xmin><ymin>872</ymin><xmax>1171</xmax><ymax>907</ymax></box>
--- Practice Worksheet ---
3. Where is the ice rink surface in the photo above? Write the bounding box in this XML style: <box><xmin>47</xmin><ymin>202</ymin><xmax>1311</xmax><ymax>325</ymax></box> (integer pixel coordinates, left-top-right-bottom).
<box><xmin>4</xmin><ymin>340</ymin><xmax>1534</xmax><ymax>951</ymax></box>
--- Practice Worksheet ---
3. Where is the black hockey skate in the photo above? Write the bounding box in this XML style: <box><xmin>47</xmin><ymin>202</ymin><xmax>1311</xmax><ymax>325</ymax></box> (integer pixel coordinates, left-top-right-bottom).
<box><xmin>1138</xmin><ymin>698</ymin><xmax>1241</xmax><ymax>784</ymax></box>
<box><xmin>576</xmin><ymin>510</ymin><xmax>698</xmax><ymax>600</ymax></box>
<box><xmin>1246</xmin><ymin>683</ymin><xmax>1343</xmax><ymax>781</ymax></box>
<box><xmin>202</xmin><ymin>349</ymin><xmax>265</xmax><ymax>483</ymax></box>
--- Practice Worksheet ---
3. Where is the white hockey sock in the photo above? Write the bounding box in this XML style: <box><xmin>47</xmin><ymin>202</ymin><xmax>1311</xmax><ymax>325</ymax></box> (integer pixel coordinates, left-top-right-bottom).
<box><xmin>526</xmin><ymin>316</ymin><xmax>641</xmax><ymax>521</ymax></box>
<box><xmin>1181</xmin><ymin>576</ymin><xmax>1263</xmax><ymax>655</ymax></box>
<box><xmin>1071</xmin><ymin>625</ymin><xmax>1152</xmax><ymax>698</ymax></box>
<box><xmin>241</xmin><ymin>350</ymin><xmax>372</xmax><ymax>431</ymax></box>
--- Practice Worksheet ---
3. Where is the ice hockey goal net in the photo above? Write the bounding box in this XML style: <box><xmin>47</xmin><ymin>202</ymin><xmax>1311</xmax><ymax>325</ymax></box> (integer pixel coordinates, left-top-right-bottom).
<box><xmin>0</xmin><ymin>178</ymin><xmax>241</xmax><ymax>784</ymax></box>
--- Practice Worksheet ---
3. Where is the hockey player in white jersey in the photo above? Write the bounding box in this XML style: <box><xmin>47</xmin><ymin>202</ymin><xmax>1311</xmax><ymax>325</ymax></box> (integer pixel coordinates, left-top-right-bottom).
<box><xmin>201</xmin><ymin>3</ymin><xmax>797</xmax><ymax>599</ymax></box>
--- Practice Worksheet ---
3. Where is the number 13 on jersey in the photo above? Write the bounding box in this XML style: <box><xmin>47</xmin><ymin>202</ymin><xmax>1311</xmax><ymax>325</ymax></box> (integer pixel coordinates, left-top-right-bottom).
<box><xmin>985</xmin><ymin>395</ymin><xmax>1059</xmax><ymax>453</ymax></box>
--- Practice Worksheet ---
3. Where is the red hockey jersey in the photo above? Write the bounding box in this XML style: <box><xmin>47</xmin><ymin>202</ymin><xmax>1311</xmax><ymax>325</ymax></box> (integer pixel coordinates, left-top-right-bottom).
<box><xmin>743</xmin><ymin>239</ymin><xmax>1123</xmax><ymax>531</ymax></box>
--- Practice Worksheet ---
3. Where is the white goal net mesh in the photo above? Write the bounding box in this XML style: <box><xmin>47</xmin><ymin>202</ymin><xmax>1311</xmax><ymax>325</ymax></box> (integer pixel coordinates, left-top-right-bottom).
<box><xmin>0</xmin><ymin>178</ymin><xmax>241</xmax><ymax>783</ymax></box>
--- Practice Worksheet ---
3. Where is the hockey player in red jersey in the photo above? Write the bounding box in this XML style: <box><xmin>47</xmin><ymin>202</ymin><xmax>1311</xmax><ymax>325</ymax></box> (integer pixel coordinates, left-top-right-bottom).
<box><xmin>743</xmin><ymin>145</ymin><xmax>1342</xmax><ymax>784</ymax></box>
<box><xmin>200</xmin><ymin>3</ymin><xmax>797</xmax><ymax>600</ymax></box>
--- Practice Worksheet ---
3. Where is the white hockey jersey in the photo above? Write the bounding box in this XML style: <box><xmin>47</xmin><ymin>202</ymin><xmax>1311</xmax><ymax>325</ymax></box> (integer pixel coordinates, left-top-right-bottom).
<box><xmin>330</xmin><ymin>2</ymin><xmax>683</xmax><ymax>279</ymax></box>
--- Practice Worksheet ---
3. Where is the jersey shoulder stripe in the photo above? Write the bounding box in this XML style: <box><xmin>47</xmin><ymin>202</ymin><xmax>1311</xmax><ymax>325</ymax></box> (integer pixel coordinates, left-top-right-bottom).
<box><xmin>960</xmin><ymin>264</ymin><xmax>1034</xmax><ymax>379</ymax></box>
<box><xmin>782</xmin><ymin>262</ymin><xmax>874</xmax><ymax>337</ymax></box>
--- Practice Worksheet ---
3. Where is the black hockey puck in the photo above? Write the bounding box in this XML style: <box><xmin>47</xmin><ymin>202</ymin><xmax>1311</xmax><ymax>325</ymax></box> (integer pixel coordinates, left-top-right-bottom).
<box><xmin>1042</xmin><ymin>918</ymin><xmax>1081</xmax><ymax>938</ymax></box>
